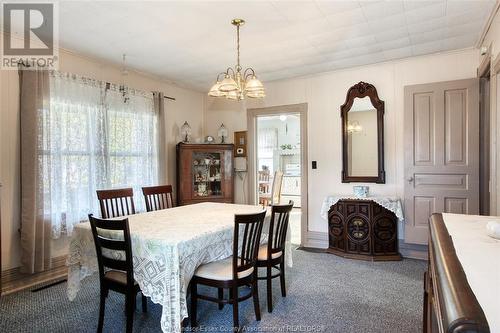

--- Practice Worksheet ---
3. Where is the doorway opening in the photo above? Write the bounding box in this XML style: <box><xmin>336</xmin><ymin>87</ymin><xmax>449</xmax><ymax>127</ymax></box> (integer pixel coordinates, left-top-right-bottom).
<box><xmin>248</xmin><ymin>104</ymin><xmax>308</xmax><ymax>247</ymax></box>
<box><xmin>256</xmin><ymin>114</ymin><xmax>301</xmax><ymax>244</ymax></box>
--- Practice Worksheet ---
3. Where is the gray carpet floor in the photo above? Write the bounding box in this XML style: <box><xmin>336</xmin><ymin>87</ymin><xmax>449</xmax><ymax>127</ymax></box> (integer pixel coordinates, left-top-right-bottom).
<box><xmin>0</xmin><ymin>249</ymin><xmax>426</xmax><ymax>333</ymax></box>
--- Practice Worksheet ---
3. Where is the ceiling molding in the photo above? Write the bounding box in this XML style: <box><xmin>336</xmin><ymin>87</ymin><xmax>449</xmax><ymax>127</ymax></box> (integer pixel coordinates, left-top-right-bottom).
<box><xmin>476</xmin><ymin>0</ymin><xmax>500</xmax><ymax>48</ymax></box>
<box><xmin>265</xmin><ymin>47</ymin><xmax>476</xmax><ymax>85</ymax></box>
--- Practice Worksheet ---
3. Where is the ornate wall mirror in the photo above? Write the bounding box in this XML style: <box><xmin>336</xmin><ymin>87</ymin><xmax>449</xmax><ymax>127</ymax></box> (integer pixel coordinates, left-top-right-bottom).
<box><xmin>341</xmin><ymin>82</ymin><xmax>385</xmax><ymax>183</ymax></box>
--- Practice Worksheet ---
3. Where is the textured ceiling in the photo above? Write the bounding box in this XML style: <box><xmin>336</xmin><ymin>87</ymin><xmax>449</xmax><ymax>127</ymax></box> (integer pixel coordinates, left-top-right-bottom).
<box><xmin>56</xmin><ymin>0</ymin><xmax>496</xmax><ymax>92</ymax></box>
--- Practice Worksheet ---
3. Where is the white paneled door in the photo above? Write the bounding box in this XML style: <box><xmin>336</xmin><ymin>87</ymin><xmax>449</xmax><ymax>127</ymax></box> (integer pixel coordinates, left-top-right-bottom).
<box><xmin>404</xmin><ymin>79</ymin><xmax>479</xmax><ymax>244</ymax></box>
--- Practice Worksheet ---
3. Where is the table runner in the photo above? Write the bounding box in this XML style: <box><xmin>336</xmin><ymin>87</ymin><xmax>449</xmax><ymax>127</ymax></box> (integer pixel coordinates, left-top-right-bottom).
<box><xmin>66</xmin><ymin>202</ymin><xmax>292</xmax><ymax>332</ymax></box>
<box><xmin>442</xmin><ymin>213</ymin><xmax>500</xmax><ymax>332</ymax></box>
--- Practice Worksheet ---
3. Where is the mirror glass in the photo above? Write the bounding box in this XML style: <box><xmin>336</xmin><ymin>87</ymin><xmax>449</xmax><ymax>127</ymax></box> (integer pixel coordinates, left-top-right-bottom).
<box><xmin>347</xmin><ymin>96</ymin><xmax>378</xmax><ymax>177</ymax></box>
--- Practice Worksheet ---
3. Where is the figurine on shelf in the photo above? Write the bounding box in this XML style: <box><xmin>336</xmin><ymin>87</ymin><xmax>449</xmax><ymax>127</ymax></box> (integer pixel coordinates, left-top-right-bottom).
<box><xmin>195</xmin><ymin>172</ymin><xmax>203</xmax><ymax>182</ymax></box>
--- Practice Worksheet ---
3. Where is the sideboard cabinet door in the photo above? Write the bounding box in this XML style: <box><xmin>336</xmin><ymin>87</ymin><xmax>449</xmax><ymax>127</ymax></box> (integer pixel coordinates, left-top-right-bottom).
<box><xmin>327</xmin><ymin>199</ymin><xmax>401</xmax><ymax>261</ymax></box>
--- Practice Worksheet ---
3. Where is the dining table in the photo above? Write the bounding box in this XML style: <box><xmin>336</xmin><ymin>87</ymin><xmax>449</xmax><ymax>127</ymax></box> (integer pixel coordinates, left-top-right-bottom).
<box><xmin>66</xmin><ymin>202</ymin><xmax>293</xmax><ymax>333</ymax></box>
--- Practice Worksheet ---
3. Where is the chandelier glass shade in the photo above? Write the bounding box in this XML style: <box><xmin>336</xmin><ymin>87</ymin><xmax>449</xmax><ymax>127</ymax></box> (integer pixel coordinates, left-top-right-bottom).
<box><xmin>208</xmin><ymin>19</ymin><xmax>265</xmax><ymax>100</ymax></box>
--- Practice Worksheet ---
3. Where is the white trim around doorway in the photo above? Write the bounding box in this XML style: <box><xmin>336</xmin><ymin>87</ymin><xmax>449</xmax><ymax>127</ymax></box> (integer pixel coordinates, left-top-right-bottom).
<box><xmin>247</xmin><ymin>103</ymin><xmax>308</xmax><ymax>247</ymax></box>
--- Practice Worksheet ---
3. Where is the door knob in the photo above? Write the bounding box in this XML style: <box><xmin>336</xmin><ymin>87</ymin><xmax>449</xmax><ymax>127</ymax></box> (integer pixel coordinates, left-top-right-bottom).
<box><xmin>407</xmin><ymin>177</ymin><xmax>414</xmax><ymax>182</ymax></box>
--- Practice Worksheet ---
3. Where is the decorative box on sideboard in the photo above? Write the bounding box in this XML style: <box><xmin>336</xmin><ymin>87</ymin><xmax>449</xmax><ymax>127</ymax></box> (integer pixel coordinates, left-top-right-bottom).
<box><xmin>327</xmin><ymin>199</ymin><xmax>401</xmax><ymax>261</ymax></box>
<box><xmin>176</xmin><ymin>143</ymin><xmax>234</xmax><ymax>206</ymax></box>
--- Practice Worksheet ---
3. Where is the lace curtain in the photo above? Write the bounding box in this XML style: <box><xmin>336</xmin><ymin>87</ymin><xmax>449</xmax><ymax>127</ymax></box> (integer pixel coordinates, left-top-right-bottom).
<box><xmin>44</xmin><ymin>72</ymin><xmax>158</xmax><ymax>238</ymax></box>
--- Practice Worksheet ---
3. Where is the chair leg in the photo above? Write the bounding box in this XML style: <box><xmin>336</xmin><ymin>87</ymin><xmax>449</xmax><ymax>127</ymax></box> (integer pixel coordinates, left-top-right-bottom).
<box><xmin>232</xmin><ymin>286</ymin><xmax>240</xmax><ymax>332</ymax></box>
<box><xmin>280</xmin><ymin>261</ymin><xmax>286</xmax><ymax>297</ymax></box>
<box><xmin>252</xmin><ymin>274</ymin><xmax>261</xmax><ymax>321</ymax></box>
<box><xmin>97</xmin><ymin>289</ymin><xmax>106</xmax><ymax>333</ymax></box>
<box><xmin>125</xmin><ymin>293</ymin><xmax>134</xmax><ymax>333</ymax></box>
<box><xmin>218</xmin><ymin>288</ymin><xmax>224</xmax><ymax>310</ymax></box>
<box><xmin>141</xmin><ymin>292</ymin><xmax>148</xmax><ymax>313</ymax></box>
<box><xmin>190</xmin><ymin>282</ymin><xmax>198</xmax><ymax>328</ymax></box>
<box><xmin>267</xmin><ymin>266</ymin><xmax>273</xmax><ymax>313</ymax></box>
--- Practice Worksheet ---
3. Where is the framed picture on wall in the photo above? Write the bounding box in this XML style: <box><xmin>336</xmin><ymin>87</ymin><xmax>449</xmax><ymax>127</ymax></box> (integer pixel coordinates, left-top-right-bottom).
<box><xmin>234</xmin><ymin>131</ymin><xmax>247</xmax><ymax>157</ymax></box>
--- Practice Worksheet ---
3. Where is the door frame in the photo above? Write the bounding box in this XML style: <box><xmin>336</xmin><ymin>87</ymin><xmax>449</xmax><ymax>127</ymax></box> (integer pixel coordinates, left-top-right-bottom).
<box><xmin>489</xmin><ymin>51</ymin><xmax>500</xmax><ymax>215</ymax></box>
<box><xmin>247</xmin><ymin>103</ymin><xmax>308</xmax><ymax>247</ymax></box>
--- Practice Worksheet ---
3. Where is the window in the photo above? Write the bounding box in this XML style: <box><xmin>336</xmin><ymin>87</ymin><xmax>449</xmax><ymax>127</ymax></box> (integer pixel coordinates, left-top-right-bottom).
<box><xmin>42</xmin><ymin>72</ymin><xmax>158</xmax><ymax>237</ymax></box>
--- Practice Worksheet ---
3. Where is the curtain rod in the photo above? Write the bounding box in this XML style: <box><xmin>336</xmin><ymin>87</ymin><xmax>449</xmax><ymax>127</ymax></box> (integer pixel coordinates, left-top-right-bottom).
<box><xmin>104</xmin><ymin>82</ymin><xmax>176</xmax><ymax>101</ymax></box>
<box><xmin>17</xmin><ymin>62</ymin><xmax>177</xmax><ymax>101</ymax></box>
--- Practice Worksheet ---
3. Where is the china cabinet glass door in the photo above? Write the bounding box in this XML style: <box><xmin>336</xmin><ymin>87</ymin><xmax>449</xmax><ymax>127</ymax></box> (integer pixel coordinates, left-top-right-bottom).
<box><xmin>192</xmin><ymin>151</ymin><xmax>223</xmax><ymax>198</ymax></box>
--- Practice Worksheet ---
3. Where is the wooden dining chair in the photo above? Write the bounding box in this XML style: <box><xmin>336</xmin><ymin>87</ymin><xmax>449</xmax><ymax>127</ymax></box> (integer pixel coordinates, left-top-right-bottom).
<box><xmin>190</xmin><ymin>210</ymin><xmax>267</xmax><ymax>332</ymax></box>
<box><xmin>257</xmin><ymin>200</ymin><xmax>294</xmax><ymax>313</ymax></box>
<box><xmin>142</xmin><ymin>185</ymin><xmax>174</xmax><ymax>212</ymax></box>
<box><xmin>96</xmin><ymin>188</ymin><xmax>135</xmax><ymax>219</ymax></box>
<box><xmin>260</xmin><ymin>170</ymin><xmax>284</xmax><ymax>206</ymax></box>
<box><xmin>88</xmin><ymin>214</ymin><xmax>147</xmax><ymax>333</ymax></box>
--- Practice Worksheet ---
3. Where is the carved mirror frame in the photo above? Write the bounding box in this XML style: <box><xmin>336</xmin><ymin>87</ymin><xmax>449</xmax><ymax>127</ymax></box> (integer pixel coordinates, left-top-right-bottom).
<box><xmin>341</xmin><ymin>81</ymin><xmax>385</xmax><ymax>183</ymax></box>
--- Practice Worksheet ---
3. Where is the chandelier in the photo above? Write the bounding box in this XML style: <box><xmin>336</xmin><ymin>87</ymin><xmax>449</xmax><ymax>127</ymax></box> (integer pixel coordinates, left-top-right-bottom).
<box><xmin>208</xmin><ymin>19</ymin><xmax>265</xmax><ymax>100</ymax></box>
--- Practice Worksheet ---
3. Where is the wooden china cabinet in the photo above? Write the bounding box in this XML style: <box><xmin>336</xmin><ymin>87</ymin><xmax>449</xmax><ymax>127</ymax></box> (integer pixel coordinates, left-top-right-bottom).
<box><xmin>176</xmin><ymin>143</ymin><xmax>234</xmax><ymax>206</ymax></box>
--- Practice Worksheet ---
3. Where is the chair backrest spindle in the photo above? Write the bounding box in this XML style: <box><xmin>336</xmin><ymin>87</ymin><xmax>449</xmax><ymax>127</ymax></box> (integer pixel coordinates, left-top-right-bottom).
<box><xmin>88</xmin><ymin>214</ymin><xmax>134</xmax><ymax>285</ymax></box>
<box><xmin>96</xmin><ymin>188</ymin><xmax>135</xmax><ymax>219</ymax></box>
<box><xmin>271</xmin><ymin>171</ymin><xmax>284</xmax><ymax>205</ymax></box>
<box><xmin>142</xmin><ymin>185</ymin><xmax>174</xmax><ymax>212</ymax></box>
<box><xmin>267</xmin><ymin>200</ymin><xmax>294</xmax><ymax>259</ymax></box>
<box><xmin>232</xmin><ymin>210</ymin><xmax>266</xmax><ymax>279</ymax></box>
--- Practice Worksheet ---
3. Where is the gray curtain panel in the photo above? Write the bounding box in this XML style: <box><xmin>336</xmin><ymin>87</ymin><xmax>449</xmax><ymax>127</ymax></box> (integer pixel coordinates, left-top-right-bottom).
<box><xmin>19</xmin><ymin>68</ymin><xmax>52</xmax><ymax>274</ymax></box>
<box><xmin>153</xmin><ymin>92</ymin><xmax>166</xmax><ymax>184</ymax></box>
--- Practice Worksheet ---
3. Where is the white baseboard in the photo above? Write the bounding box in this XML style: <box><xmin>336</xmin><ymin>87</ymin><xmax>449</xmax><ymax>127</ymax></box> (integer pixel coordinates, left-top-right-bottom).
<box><xmin>304</xmin><ymin>231</ymin><xmax>428</xmax><ymax>260</ymax></box>
<box><xmin>304</xmin><ymin>231</ymin><xmax>328</xmax><ymax>249</ymax></box>
<box><xmin>399</xmin><ymin>241</ymin><xmax>428</xmax><ymax>260</ymax></box>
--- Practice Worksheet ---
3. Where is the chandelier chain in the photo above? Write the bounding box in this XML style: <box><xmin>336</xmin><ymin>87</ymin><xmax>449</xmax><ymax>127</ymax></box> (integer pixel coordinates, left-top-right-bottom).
<box><xmin>236</xmin><ymin>24</ymin><xmax>241</xmax><ymax>71</ymax></box>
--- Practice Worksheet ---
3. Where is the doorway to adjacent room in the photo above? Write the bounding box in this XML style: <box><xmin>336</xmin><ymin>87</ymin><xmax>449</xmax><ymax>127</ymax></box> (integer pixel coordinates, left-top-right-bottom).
<box><xmin>247</xmin><ymin>104</ymin><xmax>308</xmax><ymax>246</ymax></box>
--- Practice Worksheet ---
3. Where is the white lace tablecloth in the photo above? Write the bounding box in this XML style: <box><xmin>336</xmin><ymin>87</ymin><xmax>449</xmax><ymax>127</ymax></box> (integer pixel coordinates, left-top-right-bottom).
<box><xmin>66</xmin><ymin>202</ymin><xmax>292</xmax><ymax>333</ymax></box>
<box><xmin>320</xmin><ymin>196</ymin><xmax>404</xmax><ymax>223</ymax></box>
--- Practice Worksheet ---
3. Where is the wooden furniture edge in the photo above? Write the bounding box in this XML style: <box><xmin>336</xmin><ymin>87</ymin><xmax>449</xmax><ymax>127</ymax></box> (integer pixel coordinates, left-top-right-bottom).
<box><xmin>427</xmin><ymin>213</ymin><xmax>490</xmax><ymax>332</ymax></box>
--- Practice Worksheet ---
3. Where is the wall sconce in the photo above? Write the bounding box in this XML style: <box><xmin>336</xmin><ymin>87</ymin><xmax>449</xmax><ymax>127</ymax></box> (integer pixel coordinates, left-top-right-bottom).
<box><xmin>181</xmin><ymin>121</ymin><xmax>192</xmax><ymax>143</ymax></box>
<box><xmin>218</xmin><ymin>123</ymin><xmax>228</xmax><ymax>143</ymax></box>
<box><xmin>347</xmin><ymin>121</ymin><xmax>362</xmax><ymax>133</ymax></box>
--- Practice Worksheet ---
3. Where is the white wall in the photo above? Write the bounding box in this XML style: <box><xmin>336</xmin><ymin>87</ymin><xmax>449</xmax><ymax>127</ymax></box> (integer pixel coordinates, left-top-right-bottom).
<box><xmin>0</xmin><ymin>49</ymin><xmax>204</xmax><ymax>270</ymax></box>
<box><xmin>205</xmin><ymin>48</ymin><xmax>479</xmax><ymax>244</ymax></box>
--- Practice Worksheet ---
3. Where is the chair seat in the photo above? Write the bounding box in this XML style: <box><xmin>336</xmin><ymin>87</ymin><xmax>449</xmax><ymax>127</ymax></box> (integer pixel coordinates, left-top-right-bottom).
<box><xmin>194</xmin><ymin>257</ymin><xmax>254</xmax><ymax>281</ymax></box>
<box><xmin>104</xmin><ymin>270</ymin><xmax>138</xmax><ymax>286</ymax></box>
<box><xmin>257</xmin><ymin>244</ymin><xmax>283</xmax><ymax>261</ymax></box>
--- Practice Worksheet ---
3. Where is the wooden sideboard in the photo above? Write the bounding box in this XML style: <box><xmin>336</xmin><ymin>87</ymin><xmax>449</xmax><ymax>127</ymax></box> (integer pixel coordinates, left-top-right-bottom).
<box><xmin>327</xmin><ymin>199</ymin><xmax>401</xmax><ymax>261</ymax></box>
<box><xmin>424</xmin><ymin>214</ymin><xmax>489</xmax><ymax>333</ymax></box>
